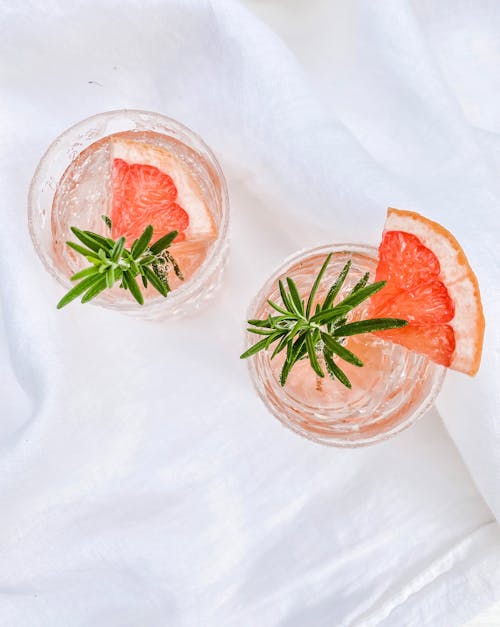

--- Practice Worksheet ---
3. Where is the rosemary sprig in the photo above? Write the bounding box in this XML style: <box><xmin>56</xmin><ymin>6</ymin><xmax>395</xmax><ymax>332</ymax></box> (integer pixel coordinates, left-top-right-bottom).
<box><xmin>57</xmin><ymin>215</ymin><xmax>183</xmax><ymax>309</ymax></box>
<box><xmin>240</xmin><ymin>254</ymin><xmax>408</xmax><ymax>388</ymax></box>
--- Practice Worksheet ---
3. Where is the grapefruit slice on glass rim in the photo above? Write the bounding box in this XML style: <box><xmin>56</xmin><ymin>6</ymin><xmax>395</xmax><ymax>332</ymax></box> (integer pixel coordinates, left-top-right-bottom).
<box><xmin>369</xmin><ymin>208</ymin><xmax>484</xmax><ymax>375</ymax></box>
<box><xmin>110</xmin><ymin>137</ymin><xmax>216</xmax><ymax>246</ymax></box>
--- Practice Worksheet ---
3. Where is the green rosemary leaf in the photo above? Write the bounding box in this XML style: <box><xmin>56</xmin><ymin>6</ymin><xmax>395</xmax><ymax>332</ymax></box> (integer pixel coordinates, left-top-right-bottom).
<box><xmin>69</xmin><ymin>228</ymin><xmax>103</xmax><ymax>253</ymax></box>
<box><xmin>142</xmin><ymin>266</ymin><xmax>168</xmax><ymax>297</ymax></box>
<box><xmin>333</xmin><ymin>318</ymin><xmax>408</xmax><ymax>336</ymax></box>
<box><xmin>270</xmin><ymin>317</ymin><xmax>293</xmax><ymax>331</ymax></box>
<box><xmin>149</xmin><ymin>230</ymin><xmax>178</xmax><ymax>254</ymax></box>
<box><xmin>286</xmin><ymin>277</ymin><xmax>304</xmax><ymax>316</ymax></box>
<box><xmin>248</xmin><ymin>318</ymin><xmax>274</xmax><ymax>328</ymax></box>
<box><xmin>328</xmin><ymin>314</ymin><xmax>346</xmax><ymax>334</ymax></box>
<box><xmin>288</xmin><ymin>319</ymin><xmax>306</xmax><ymax>343</ymax></box>
<box><xmin>280</xmin><ymin>334</ymin><xmax>307</xmax><ymax>386</ymax></box>
<box><xmin>56</xmin><ymin>273</ymin><xmax>104</xmax><ymax>309</ymax></box>
<box><xmin>310</xmin><ymin>304</ymin><xmax>352</xmax><ymax>325</ymax></box>
<box><xmin>131</xmin><ymin>225</ymin><xmax>153</xmax><ymax>259</ymax></box>
<box><xmin>240</xmin><ymin>336</ymin><xmax>275</xmax><ymax>359</ymax></box>
<box><xmin>267</xmin><ymin>299</ymin><xmax>291</xmax><ymax>315</ymax></box>
<box><xmin>122</xmin><ymin>271</ymin><xmax>144</xmax><ymax>305</ymax></box>
<box><xmin>82</xmin><ymin>230</ymin><xmax>114</xmax><ymax>251</ymax></box>
<box><xmin>66</xmin><ymin>241</ymin><xmax>100</xmax><ymax>261</ymax></box>
<box><xmin>70</xmin><ymin>266</ymin><xmax>99</xmax><ymax>281</ymax></box>
<box><xmin>321</xmin><ymin>332</ymin><xmax>363</xmax><ymax>367</ymax></box>
<box><xmin>139</xmin><ymin>254</ymin><xmax>156</xmax><ymax>266</ymax></box>
<box><xmin>111</xmin><ymin>236</ymin><xmax>126</xmax><ymax>262</ymax></box>
<box><xmin>102</xmin><ymin>215</ymin><xmax>112</xmax><ymax>230</ymax></box>
<box><xmin>296</xmin><ymin>343</ymin><xmax>308</xmax><ymax>362</ymax></box>
<box><xmin>141</xmin><ymin>274</ymin><xmax>148</xmax><ymax>288</ymax></box>
<box><xmin>242</xmin><ymin>330</ymin><xmax>285</xmax><ymax>360</ymax></box>
<box><xmin>306</xmin><ymin>253</ymin><xmax>332</xmax><ymax>317</ymax></box>
<box><xmin>66</xmin><ymin>242</ymin><xmax>100</xmax><ymax>263</ymax></box>
<box><xmin>294</xmin><ymin>332</ymin><xmax>308</xmax><ymax>360</ymax></box>
<box><xmin>323</xmin><ymin>350</ymin><xmax>352</xmax><ymax>388</ymax></box>
<box><xmin>271</xmin><ymin>333</ymin><xmax>290</xmax><ymax>358</ymax></box>
<box><xmin>278</xmin><ymin>279</ymin><xmax>293</xmax><ymax>311</ymax></box>
<box><xmin>322</xmin><ymin>259</ymin><xmax>351</xmax><ymax>310</ymax></box>
<box><xmin>280</xmin><ymin>340</ymin><xmax>294</xmax><ymax>386</ymax></box>
<box><xmin>81</xmin><ymin>276</ymin><xmax>107</xmax><ymax>303</ymax></box>
<box><xmin>128</xmin><ymin>259</ymin><xmax>140</xmax><ymax>276</ymax></box>
<box><xmin>265</xmin><ymin>331</ymin><xmax>284</xmax><ymax>348</ymax></box>
<box><xmin>334</xmin><ymin>280</ymin><xmax>386</xmax><ymax>311</ymax></box>
<box><xmin>312</xmin><ymin>326</ymin><xmax>321</xmax><ymax>346</ymax></box>
<box><xmin>306</xmin><ymin>333</ymin><xmax>324</xmax><ymax>378</ymax></box>
<box><xmin>350</xmin><ymin>272</ymin><xmax>370</xmax><ymax>294</ymax></box>
<box><xmin>105</xmin><ymin>267</ymin><xmax>115</xmax><ymax>289</ymax></box>
<box><xmin>247</xmin><ymin>327</ymin><xmax>276</xmax><ymax>336</ymax></box>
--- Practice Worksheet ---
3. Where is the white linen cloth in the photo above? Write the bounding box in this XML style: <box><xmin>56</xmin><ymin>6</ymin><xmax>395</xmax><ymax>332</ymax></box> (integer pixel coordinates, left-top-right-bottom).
<box><xmin>1</xmin><ymin>1</ymin><xmax>499</xmax><ymax>625</ymax></box>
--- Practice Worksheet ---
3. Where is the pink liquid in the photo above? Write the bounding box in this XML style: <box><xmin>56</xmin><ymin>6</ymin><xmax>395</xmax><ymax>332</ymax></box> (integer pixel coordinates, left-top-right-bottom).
<box><xmin>51</xmin><ymin>130</ymin><xmax>218</xmax><ymax>303</ymax></box>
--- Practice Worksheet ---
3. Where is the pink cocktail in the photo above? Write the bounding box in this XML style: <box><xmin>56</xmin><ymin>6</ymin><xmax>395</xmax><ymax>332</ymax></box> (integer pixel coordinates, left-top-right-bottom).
<box><xmin>246</xmin><ymin>245</ymin><xmax>445</xmax><ymax>447</ymax></box>
<box><xmin>29</xmin><ymin>110</ymin><xmax>229</xmax><ymax>318</ymax></box>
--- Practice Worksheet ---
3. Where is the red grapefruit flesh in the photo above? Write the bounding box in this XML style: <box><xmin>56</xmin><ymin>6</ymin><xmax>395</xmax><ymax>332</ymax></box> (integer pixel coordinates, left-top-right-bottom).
<box><xmin>370</xmin><ymin>208</ymin><xmax>484</xmax><ymax>375</ymax></box>
<box><xmin>112</xmin><ymin>158</ymin><xmax>189</xmax><ymax>243</ymax></box>
<box><xmin>110</xmin><ymin>137</ymin><xmax>216</xmax><ymax>246</ymax></box>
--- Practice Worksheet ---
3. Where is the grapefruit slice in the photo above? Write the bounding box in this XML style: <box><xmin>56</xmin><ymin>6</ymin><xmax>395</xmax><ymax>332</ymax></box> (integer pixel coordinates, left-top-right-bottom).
<box><xmin>369</xmin><ymin>208</ymin><xmax>484</xmax><ymax>375</ymax></box>
<box><xmin>110</xmin><ymin>137</ymin><xmax>216</xmax><ymax>245</ymax></box>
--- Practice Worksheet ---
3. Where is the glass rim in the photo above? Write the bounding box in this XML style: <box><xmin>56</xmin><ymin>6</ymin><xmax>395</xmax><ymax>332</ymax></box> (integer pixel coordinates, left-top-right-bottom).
<box><xmin>246</xmin><ymin>243</ymin><xmax>446</xmax><ymax>448</ymax></box>
<box><xmin>27</xmin><ymin>108</ymin><xmax>230</xmax><ymax>312</ymax></box>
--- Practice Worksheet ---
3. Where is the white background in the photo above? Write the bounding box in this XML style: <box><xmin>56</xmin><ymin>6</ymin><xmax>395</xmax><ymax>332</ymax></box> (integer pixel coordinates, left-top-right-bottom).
<box><xmin>1</xmin><ymin>1</ymin><xmax>500</xmax><ymax>625</ymax></box>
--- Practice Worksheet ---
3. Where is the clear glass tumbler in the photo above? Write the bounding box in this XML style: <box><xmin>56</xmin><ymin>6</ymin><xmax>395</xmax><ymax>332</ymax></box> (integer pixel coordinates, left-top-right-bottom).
<box><xmin>28</xmin><ymin>109</ymin><xmax>229</xmax><ymax>319</ymax></box>
<box><xmin>246</xmin><ymin>244</ymin><xmax>445</xmax><ymax>447</ymax></box>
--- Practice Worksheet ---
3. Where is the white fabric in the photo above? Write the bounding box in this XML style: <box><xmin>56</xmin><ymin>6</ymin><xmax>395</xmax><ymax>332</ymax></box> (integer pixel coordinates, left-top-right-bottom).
<box><xmin>1</xmin><ymin>1</ymin><xmax>500</xmax><ymax>625</ymax></box>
